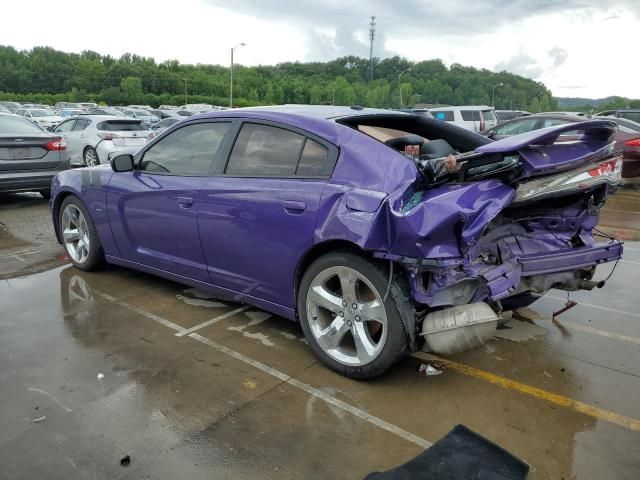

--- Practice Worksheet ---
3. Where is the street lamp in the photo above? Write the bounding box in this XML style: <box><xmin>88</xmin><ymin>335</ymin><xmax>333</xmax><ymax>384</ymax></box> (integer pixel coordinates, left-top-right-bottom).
<box><xmin>491</xmin><ymin>82</ymin><xmax>503</xmax><ymax>108</ymax></box>
<box><xmin>230</xmin><ymin>42</ymin><xmax>246</xmax><ymax>108</ymax></box>
<box><xmin>398</xmin><ymin>68</ymin><xmax>411</xmax><ymax>109</ymax></box>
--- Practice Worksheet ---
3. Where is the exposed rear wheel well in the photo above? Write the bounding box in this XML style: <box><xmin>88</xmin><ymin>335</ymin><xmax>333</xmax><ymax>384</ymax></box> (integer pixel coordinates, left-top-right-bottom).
<box><xmin>294</xmin><ymin>240</ymin><xmax>377</xmax><ymax>318</ymax></box>
<box><xmin>52</xmin><ymin>191</ymin><xmax>76</xmax><ymax>243</ymax></box>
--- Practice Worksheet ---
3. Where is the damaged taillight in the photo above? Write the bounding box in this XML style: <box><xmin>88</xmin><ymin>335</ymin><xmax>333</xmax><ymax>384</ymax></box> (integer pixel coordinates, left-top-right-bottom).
<box><xmin>514</xmin><ymin>156</ymin><xmax>622</xmax><ymax>204</ymax></box>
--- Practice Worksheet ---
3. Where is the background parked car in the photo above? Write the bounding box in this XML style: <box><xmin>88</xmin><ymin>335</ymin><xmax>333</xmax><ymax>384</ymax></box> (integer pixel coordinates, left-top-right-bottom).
<box><xmin>428</xmin><ymin>105</ymin><xmax>498</xmax><ymax>132</ymax></box>
<box><xmin>55</xmin><ymin>102</ymin><xmax>85</xmax><ymax>110</ymax></box>
<box><xmin>86</xmin><ymin>107</ymin><xmax>122</xmax><ymax>116</ymax></box>
<box><xmin>595</xmin><ymin>109</ymin><xmax>640</xmax><ymax>124</ymax></box>
<box><xmin>0</xmin><ymin>112</ymin><xmax>70</xmax><ymax>198</ymax></box>
<box><xmin>0</xmin><ymin>101</ymin><xmax>21</xmax><ymax>113</ymax></box>
<box><xmin>120</xmin><ymin>108</ymin><xmax>160</xmax><ymax>126</ymax></box>
<box><xmin>150</xmin><ymin>117</ymin><xmax>182</xmax><ymax>134</ymax></box>
<box><xmin>15</xmin><ymin>108</ymin><xmax>64</xmax><ymax>129</ymax></box>
<box><xmin>56</xmin><ymin>108</ymin><xmax>85</xmax><ymax>118</ymax></box>
<box><xmin>495</xmin><ymin>110</ymin><xmax>530</xmax><ymax>123</ymax></box>
<box><xmin>0</xmin><ymin>106</ymin><xmax>11</xmax><ymax>113</ymax></box>
<box><xmin>52</xmin><ymin>116</ymin><xmax>153</xmax><ymax>166</ymax></box>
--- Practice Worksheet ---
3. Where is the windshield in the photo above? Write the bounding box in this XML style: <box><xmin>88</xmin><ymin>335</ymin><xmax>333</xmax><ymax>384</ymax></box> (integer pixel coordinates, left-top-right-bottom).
<box><xmin>0</xmin><ymin>115</ymin><xmax>44</xmax><ymax>134</ymax></box>
<box><xmin>133</xmin><ymin>110</ymin><xmax>151</xmax><ymax>116</ymax></box>
<box><xmin>30</xmin><ymin>109</ymin><xmax>54</xmax><ymax>117</ymax></box>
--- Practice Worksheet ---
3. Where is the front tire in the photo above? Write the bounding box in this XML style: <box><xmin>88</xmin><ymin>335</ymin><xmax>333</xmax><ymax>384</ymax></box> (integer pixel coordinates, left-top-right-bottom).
<box><xmin>298</xmin><ymin>252</ymin><xmax>408</xmax><ymax>379</ymax></box>
<box><xmin>59</xmin><ymin>196</ymin><xmax>105</xmax><ymax>271</ymax></box>
<box><xmin>83</xmin><ymin>146</ymin><xmax>99</xmax><ymax>167</ymax></box>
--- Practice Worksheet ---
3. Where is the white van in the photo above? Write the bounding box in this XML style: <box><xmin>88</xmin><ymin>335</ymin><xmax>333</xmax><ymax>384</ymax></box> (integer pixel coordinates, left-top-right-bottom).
<box><xmin>428</xmin><ymin>106</ymin><xmax>498</xmax><ymax>133</ymax></box>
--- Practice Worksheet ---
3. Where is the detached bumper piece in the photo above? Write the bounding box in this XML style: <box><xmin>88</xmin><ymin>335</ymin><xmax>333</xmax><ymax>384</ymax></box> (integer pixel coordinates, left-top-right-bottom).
<box><xmin>364</xmin><ymin>424</ymin><xmax>529</xmax><ymax>480</ymax></box>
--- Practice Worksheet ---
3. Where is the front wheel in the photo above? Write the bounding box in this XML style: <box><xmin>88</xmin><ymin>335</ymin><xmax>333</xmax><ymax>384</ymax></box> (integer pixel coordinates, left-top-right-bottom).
<box><xmin>298</xmin><ymin>252</ymin><xmax>408</xmax><ymax>379</ymax></box>
<box><xmin>59</xmin><ymin>196</ymin><xmax>105</xmax><ymax>271</ymax></box>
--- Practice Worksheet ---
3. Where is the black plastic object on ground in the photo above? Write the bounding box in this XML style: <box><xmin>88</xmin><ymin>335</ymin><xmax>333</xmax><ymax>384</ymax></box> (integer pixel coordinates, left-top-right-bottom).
<box><xmin>364</xmin><ymin>424</ymin><xmax>529</xmax><ymax>480</ymax></box>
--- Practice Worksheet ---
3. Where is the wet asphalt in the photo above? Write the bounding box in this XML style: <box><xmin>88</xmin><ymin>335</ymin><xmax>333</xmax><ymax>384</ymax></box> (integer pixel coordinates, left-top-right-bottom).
<box><xmin>1</xmin><ymin>191</ymin><xmax>639</xmax><ymax>479</ymax></box>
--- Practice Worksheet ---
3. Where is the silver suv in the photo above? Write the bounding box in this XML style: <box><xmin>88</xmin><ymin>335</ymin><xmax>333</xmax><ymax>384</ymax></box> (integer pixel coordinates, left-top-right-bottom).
<box><xmin>52</xmin><ymin>116</ymin><xmax>154</xmax><ymax>166</ymax></box>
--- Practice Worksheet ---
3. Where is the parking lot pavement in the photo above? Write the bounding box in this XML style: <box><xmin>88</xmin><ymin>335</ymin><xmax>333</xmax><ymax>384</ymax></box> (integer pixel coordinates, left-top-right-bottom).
<box><xmin>1</xmin><ymin>193</ymin><xmax>640</xmax><ymax>479</ymax></box>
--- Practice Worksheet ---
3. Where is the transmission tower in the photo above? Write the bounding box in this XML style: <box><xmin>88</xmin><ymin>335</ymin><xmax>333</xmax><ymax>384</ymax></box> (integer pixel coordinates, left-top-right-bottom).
<box><xmin>369</xmin><ymin>16</ymin><xmax>376</xmax><ymax>81</ymax></box>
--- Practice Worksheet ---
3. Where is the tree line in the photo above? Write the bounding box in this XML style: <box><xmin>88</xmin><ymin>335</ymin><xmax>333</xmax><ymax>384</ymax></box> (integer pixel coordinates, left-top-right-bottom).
<box><xmin>0</xmin><ymin>45</ymin><xmax>557</xmax><ymax>111</ymax></box>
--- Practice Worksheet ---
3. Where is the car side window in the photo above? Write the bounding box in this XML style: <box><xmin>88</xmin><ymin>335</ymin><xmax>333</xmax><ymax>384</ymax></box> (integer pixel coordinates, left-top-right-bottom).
<box><xmin>225</xmin><ymin>123</ymin><xmax>306</xmax><ymax>176</ymax></box>
<box><xmin>139</xmin><ymin>122</ymin><xmax>230</xmax><ymax>176</ymax></box>
<box><xmin>460</xmin><ymin>110</ymin><xmax>480</xmax><ymax>122</ymax></box>
<box><xmin>431</xmin><ymin>111</ymin><xmax>454</xmax><ymax>121</ymax></box>
<box><xmin>72</xmin><ymin>119</ymin><xmax>90</xmax><ymax>131</ymax></box>
<box><xmin>296</xmin><ymin>138</ymin><xmax>328</xmax><ymax>176</ymax></box>
<box><xmin>494</xmin><ymin>118</ymin><xmax>539</xmax><ymax>136</ymax></box>
<box><xmin>541</xmin><ymin>118</ymin><xmax>569</xmax><ymax>128</ymax></box>
<box><xmin>55</xmin><ymin>120</ymin><xmax>76</xmax><ymax>132</ymax></box>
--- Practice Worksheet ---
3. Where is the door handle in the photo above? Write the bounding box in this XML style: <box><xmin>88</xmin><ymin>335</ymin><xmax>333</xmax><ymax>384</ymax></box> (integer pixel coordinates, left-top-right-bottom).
<box><xmin>283</xmin><ymin>200</ymin><xmax>306</xmax><ymax>213</ymax></box>
<box><xmin>177</xmin><ymin>196</ymin><xmax>194</xmax><ymax>208</ymax></box>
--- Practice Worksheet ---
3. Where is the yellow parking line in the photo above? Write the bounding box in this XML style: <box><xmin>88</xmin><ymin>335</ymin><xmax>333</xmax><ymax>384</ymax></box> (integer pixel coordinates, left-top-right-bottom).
<box><xmin>412</xmin><ymin>352</ymin><xmax>640</xmax><ymax>433</ymax></box>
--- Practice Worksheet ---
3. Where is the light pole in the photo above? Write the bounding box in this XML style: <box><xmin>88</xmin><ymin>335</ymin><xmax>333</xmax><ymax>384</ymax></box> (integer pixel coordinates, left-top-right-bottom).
<box><xmin>398</xmin><ymin>68</ymin><xmax>411</xmax><ymax>108</ymax></box>
<box><xmin>230</xmin><ymin>42</ymin><xmax>246</xmax><ymax>108</ymax></box>
<box><xmin>491</xmin><ymin>82</ymin><xmax>503</xmax><ymax>107</ymax></box>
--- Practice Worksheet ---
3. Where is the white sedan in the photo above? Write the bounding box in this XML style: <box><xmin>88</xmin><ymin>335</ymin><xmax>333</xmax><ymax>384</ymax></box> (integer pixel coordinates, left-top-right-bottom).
<box><xmin>15</xmin><ymin>108</ymin><xmax>64</xmax><ymax>129</ymax></box>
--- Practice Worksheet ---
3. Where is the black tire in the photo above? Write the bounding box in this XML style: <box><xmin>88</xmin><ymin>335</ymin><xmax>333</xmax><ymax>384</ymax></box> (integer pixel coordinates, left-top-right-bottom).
<box><xmin>297</xmin><ymin>251</ymin><xmax>408</xmax><ymax>379</ymax></box>
<box><xmin>83</xmin><ymin>146</ymin><xmax>99</xmax><ymax>167</ymax></box>
<box><xmin>39</xmin><ymin>189</ymin><xmax>51</xmax><ymax>199</ymax></box>
<box><xmin>59</xmin><ymin>195</ymin><xmax>105</xmax><ymax>271</ymax></box>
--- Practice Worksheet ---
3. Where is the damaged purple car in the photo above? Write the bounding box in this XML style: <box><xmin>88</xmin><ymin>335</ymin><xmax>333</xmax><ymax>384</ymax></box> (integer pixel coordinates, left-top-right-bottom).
<box><xmin>50</xmin><ymin>105</ymin><xmax>623</xmax><ymax>379</ymax></box>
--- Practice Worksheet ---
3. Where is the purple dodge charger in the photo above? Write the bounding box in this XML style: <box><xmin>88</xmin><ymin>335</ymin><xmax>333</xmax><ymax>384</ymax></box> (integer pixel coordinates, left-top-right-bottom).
<box><xmin>51</xmin><ymin>105</ymin><xmax>623</xmax><ymax>378</ymax></box>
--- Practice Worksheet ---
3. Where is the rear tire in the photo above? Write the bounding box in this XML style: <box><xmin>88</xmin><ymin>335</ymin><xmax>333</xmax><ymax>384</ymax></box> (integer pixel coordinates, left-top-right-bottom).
<box><xmin>59</xmin><ymin>196</ymin><xmax>105</xmax><ymax>271</ymax></box>
<box><xmin>297</xmin><ymin>251</ymin><xmax>408</xmax><ymax>379</ymax></box>
<box><xmin>83</xmin><ymin>147</ymin><xmax>99</xmax><ymax>167</ymax></box>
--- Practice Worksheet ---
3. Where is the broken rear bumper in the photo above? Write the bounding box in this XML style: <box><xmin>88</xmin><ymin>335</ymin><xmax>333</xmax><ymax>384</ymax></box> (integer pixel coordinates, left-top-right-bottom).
<box><xmin>405</xmin><ymin>240</ymin><xmax>623</xmax><ymax>307</ymax></box>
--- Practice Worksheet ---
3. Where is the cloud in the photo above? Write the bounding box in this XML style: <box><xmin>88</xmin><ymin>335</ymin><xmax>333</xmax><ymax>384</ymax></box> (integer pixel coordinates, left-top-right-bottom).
<box><xmin>494</xmin><ymin>51</ymin><xmax>544</xmax><ymax>79</ymax></box>
<box><xmin>548</xmin><ymin>46</ymin><xmax>568</xmax><ymax>68</ymax></box>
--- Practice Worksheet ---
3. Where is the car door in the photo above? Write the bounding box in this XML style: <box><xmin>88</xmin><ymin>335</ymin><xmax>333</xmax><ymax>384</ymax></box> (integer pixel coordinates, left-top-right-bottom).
<box><xmin>53</xmin><ymin>119</ymin><xmax>79</xmax><ymax>161</ymax></box>
<box><xmin>198</xmin><ymin>120</ymin><xmax>336</xmax><ymax>310</ymax></box>
<box><xmin>106</xmin><ymin>121</ymin><xmax>233</xmax><ymax>282</ymax></box>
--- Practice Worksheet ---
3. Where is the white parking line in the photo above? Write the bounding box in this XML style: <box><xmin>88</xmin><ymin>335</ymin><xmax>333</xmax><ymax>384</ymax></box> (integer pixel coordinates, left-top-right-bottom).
<box><xmin>546</xmin><ymin>295</ymin><xmax>640</xmax><ymax>320</ymax></box>
<box><xmin>175</xmin><ymin>306</ymin><xmax>250</xmax><ymax>337</ymax></box>
<box><xmin>557</xmin><ymin>321</ymin><xmax>640</xmax><ymax>345</ymax></box>
<box><xmin>190</xmin><ymin>333</ymin><xmax>432</xmax><ymax>449</ymax></box>
<box><xmin>95</xmin><ymin>289</ymin><xmax>432</xmax><ymax>449</ymax></box>
<box><xmin>621</xmin><ymin>258</ymin><xmax>640</xmax><ymax>266</ymax></box>
<box><xmin>94</xmin><ymin>291</ymin><xmax>186</xmax><ymax>332</ymax></box>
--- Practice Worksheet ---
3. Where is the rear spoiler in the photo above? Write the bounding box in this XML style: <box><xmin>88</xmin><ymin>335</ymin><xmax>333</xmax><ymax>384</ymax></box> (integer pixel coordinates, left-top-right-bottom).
<box><xmin>471</xmin><ymin>120</ymin><xmax>618</xmax><ymax>178</ymax></box>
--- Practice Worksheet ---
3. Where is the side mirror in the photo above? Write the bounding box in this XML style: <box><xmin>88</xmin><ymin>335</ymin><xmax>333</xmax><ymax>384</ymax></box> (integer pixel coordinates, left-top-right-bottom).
<box><xmin>111</xmin><ymin>154</ymin><xmax>135</xmax><ymax>172</ymax></box>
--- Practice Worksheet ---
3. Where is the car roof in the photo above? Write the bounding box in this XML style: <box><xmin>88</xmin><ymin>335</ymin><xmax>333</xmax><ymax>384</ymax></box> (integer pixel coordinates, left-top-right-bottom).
<box><xmin>73</xmin><ymin>115</ymin><xmax>143</xmax><ymax>122</ymax></box>
<box><xmin>221</xmin><ymin>104</ymin><xmax>396</xmax><ymax>120</ymax></box>
<box><xmin>430</xmin><ymin>105</ymin><xmax>493</xmax><ymax>110</ymax></box>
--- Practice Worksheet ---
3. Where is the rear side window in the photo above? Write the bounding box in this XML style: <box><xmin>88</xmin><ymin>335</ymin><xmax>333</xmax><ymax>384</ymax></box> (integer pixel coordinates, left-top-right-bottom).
<box><xmin>97</xmin><ymin>120</ymin><xmax>146</xmax><ymax>131</ymax></box>
<box><xmin>541</xmin><ymin>118</ymin><xmax>570</xmax><ymax>128</ymax></box>
<box><xmin>73</xmin><ymin>118</ymin><xmax>90</xmax><ymax>131</ymax></box>
<box><xmin>620</xmin><ymin>112</ymin><xmax>640</xmax><ymax>123</ymax></box>
<box><xmin>481</xmin><ymin>110</ymin><xmax>497</xmax><ymax>122</ymax></box>
<box><xmin>226</xmin><ymin>123</ymin><xmax>305</xmax><ymax>176</ymax></box>
<box><xmin>140</xmin><ymin>122</ymin><xmax>230</xmax><ymax>176</ymax></box>
<box><xmin>0</xmin><ymin>115</ymin><xmax>43</xmax><ymax>134</ymax></box>
<box><xmin>461</xmin><ymin>110</ymin><xmax>480</xmax><ymax>122</ymax></box>
<box><xmin>297</xmin><ymin>139</ymin><xmax>328</xmax><ymax>176</ymax></box>
<box><xmin>494</xmin><ymin>118</ymin><xmax>539</xmax><ymax>136</ymax></box>
<box><xmin>431</xmin><ymin>111</ymin><xmax>454</xmax><ymax>121</ymax></box>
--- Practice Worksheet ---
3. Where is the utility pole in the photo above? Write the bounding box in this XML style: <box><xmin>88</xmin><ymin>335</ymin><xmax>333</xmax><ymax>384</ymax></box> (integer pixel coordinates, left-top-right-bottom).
<box><xmin>230</xmin><ymin>42</ymin><xmax>246</xmax><ymax>108</ymax></box>
<box><xmin>491</xmin><ymin>82</ymin><xmax>503</xmax><ymax>107</ymax></box>
<box><xmin>368</xmin><ymin>16</ymin><xmax>376</xmax><ymax>82</ymax></box>
<box><xmin>183</xmin><ymin>77</ymin><xmax>187</xmax><ymax>105</ymax></box>
<box><xmin>398</xmin><ymin>68</ymin><xmax>411</xmax><ymax>108</ymax></box>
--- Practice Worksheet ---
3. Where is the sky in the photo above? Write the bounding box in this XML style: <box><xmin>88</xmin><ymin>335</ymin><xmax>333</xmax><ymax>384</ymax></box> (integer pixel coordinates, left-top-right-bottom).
<box><xmin>1</xmin><ymin>0</ymin><xmax>639</xmax><ymax>99</ymax></box>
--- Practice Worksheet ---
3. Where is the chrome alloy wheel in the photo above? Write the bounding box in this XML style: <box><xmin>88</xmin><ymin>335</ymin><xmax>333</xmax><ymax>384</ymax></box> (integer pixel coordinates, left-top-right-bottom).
<box><xmin>305</xmin><ymin>266</ymin><xmax>388</xmax><ymax>366</ymax></box>
<box><xmin>84</xmin><ymin>148</ymin><xmax>98</xmax><ymax>167</ymax></box>
<box><xmin>62</xmin><ymin>204</ymin><xmax>90</xmax><ymax>263</ymax></box>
